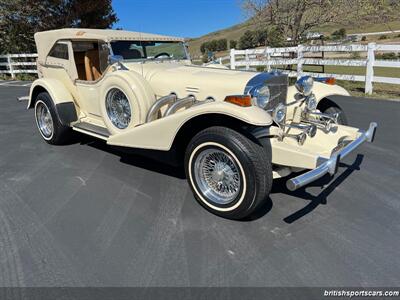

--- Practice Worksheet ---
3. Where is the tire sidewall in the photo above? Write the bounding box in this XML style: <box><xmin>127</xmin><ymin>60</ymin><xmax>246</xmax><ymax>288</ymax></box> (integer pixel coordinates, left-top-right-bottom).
<box><xmin>34</xmin><ymin>99</ymin><xmax>54</xmax><ymax>141</ymax></box>
<box><xmin>185</xmin><ymin>131</ymin><xmax>259</xmax><ymax>218</ymax></box>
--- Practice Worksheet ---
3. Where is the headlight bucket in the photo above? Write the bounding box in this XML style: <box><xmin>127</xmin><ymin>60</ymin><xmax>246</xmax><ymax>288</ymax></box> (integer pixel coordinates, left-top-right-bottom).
<box><xmin>252</xmin><ymin>85</ymin><xmax>271</xmax><ymax>109</ymax></box>
<box><xmin>295</xmin><ymin>76</ymin><xmax>314</xmax><ymax>96</ymax></box>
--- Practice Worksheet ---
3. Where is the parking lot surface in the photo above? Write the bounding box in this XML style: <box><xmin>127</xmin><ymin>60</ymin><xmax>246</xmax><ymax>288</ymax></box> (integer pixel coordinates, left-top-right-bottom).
<box><xmin>0</xmin><ymin>84</ymin><xmax>399</xmax><ymax>287</ymax></box>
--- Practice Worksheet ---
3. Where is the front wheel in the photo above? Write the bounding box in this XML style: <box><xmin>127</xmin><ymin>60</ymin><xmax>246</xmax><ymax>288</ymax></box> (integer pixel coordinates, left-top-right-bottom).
<box><xmin>322</xmin><ymin>105</ymin><xmax>348</xmax><ymax>125</ymax></box>
<box><xmin>184</xmin><ymin>126</ymin><xmax>272</xmax><ymax>220</ymax></box>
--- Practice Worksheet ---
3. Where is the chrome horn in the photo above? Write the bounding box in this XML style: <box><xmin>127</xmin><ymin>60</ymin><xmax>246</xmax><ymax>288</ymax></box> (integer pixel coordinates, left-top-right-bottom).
<box><xmin>302</xmin><ymin>111</ymin><xmax>340</xmax><ymax>132</ymax></box>
<box><xmin>283</xmin><ymin>132</ymin><xmax>307</xmax><ymax>146</ymax></box>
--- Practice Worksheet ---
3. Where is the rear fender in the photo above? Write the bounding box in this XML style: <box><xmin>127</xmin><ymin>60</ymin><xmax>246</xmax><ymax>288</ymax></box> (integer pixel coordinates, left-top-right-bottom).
<box><xmin>28</xmin><ymin>78</ymin><xmax>77</xmax><ymax>126</ymax></box>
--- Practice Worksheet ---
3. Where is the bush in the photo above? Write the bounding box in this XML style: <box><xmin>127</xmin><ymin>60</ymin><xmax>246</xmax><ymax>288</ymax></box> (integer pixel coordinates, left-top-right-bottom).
<box><xmin>332</xmin><ymin>28</ymin><xmax>347</xmax><ymax>40</ymax></box>
<box><xmin>229</xmin><ymin>40</ymin><xmax>237</xmax><ymax>49</ymax></box>
<box><xmin>202</xmin><ymin>53</ymin><xmax>209</xmax><ymax>63</ymax></box>
<box><xmin>200</xmin><ymin>39</ymin><xmax>228</xmax><ymax>53</ymax></box>
<box><xmin>361</xmin><ymin>36</ymin><xmax>367</xmax><ymax>41</ymax></box>
<box><xmin>351</xmin><ymin>52</ymin><xmax>361</xmax><ymax>59</ymax></box>
<box><xmin>379</xmin><ymin>35</ymin><xmax>388</xmax><ymax>40</ymax></box>
<box><xmin>256</xmin><ymin>66</ymin><xmax>266</xmax><ymax>72</ymax></box>
<box><xmin>376</xmin><ymin>52</ymin><xmax>397</xmax><ymax>60</ymax></box>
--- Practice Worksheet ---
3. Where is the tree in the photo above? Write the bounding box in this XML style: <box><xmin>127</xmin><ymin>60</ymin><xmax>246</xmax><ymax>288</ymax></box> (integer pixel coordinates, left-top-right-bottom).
<box><xmin>200</xmin><ymin>42</ymin><xmax>207</xmax><ymax>54</ymax></box>
<box><xmin>252</xmin><ymin>29</ymin><xmax>269</xmax><ymax>46</ymax></box>
<box><xmin>241</xmin><ymin>0</ymin><xmax>395</xmax><ymax>45</ymax></box>
<box><xmin>0</xmin><ymin>0</ymin><xmax>118</xmax><ymax>54</ymax></box>
<box><xmin>239</xmin><ymin>30</ymin><xmax>256</xmax><ymax>49</ymax></box>
<box><xmin>229</xmin><ymin>40</ymin><xmax>237</xmax><ymax>49</ymax></box>
<box><xmin>216</xmin><ymin>39</ymin><xmax>227</xmax><ymax>51</ymax></box>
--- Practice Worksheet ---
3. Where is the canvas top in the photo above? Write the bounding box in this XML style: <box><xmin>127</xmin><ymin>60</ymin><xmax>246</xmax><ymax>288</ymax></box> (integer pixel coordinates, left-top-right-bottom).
<box><xmin>34</xmin><ymin>28</ymin><xmax>185</xmax><ymax>61</ymax></box>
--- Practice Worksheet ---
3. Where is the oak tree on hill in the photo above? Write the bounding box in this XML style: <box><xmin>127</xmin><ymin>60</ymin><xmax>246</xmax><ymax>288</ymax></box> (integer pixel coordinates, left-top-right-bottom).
<box><xmin>242</xmin><ymin>0</ymin><xmax>400</xmax><ymax>45</ymax></box>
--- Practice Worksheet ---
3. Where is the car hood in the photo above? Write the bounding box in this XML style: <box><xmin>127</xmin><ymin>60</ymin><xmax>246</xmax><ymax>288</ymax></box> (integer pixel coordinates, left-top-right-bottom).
<box><xmin>124</xmin><ymin>62</ymin><xmax>258</xmax><ymax>101</ymax></box>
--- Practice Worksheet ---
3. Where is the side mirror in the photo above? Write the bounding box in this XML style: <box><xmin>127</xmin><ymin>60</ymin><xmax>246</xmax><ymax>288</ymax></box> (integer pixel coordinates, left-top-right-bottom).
<box><xmin>108</xmin><ymin>55</ymin><xmax>124</xmax><ymax>65</ymax></box>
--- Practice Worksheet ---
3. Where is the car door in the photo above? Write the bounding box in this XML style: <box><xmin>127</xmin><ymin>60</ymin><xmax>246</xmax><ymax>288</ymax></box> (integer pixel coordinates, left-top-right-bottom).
<box><xmin>72</xmin><ymin>40</ymin><xmax>110</xmax><ymax>121</ymax></box>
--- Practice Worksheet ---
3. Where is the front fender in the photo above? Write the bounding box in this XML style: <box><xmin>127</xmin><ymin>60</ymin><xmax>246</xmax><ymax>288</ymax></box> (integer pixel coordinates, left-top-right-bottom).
<box><xmin>312</xmin><ymin>82</ymin><xmax>350</xmax><ymax>102</ymax></box>
<box><xmin>107</xmin><ymin>101</ymin><xmax>273</xmax><ymax>151</ymax></box>
<box><xmin>28</xmin><ymin>78</ymin><xmax>75</xmax><ymax>109</ymax></box>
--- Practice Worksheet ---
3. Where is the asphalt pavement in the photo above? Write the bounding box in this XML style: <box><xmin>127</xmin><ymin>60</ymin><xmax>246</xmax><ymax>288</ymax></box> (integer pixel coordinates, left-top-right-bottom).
<box><xmin>0</xmin><ymin>84</ymin><xmax>399</xmax><ymax>288</ymax></box>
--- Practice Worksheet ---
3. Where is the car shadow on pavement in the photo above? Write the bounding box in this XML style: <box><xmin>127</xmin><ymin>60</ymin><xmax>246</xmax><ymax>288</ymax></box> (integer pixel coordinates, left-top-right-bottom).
<box><xmin>76</xmin><ymin>133</ymin><xmax>364</xmax><ymax>223</ymax></box>
<box><xmin>79</xmin><ymin>134</ymin><xmax>186</xmax><ymax>179</ymax></box>
<box><xmin>274</xmin><ymin>154</ymin><xmax>364</xmax><ymax>224</ymax></box>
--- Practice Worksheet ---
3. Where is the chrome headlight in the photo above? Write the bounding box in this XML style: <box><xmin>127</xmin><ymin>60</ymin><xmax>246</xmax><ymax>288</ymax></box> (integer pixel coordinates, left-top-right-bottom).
<box><xmin>295</xmin><ymin>76</ymin><xmax>314</xmax><ymax>96</ymax></box>
<box><xmin>305</xmin><ymin>94</ymin><xmax>317</xmax><ymax>111</ymax></box>
<box><xmin>273</xmin><ymin>103</ymin><xmax>286</xmax><ymax>124</ymax></box>
<box><xmin>252</xmin><ymin>85</ymin><xmax>270</xmax><ymax>109</ymax></box>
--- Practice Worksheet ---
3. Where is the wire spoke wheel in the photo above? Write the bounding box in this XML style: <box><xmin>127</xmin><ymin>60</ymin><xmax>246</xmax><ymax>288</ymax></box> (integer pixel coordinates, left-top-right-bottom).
<box><xmin>106</xmin><ymin>88</ymin><xmax>131</xmax><ymax>129</ymax></box>
<box><xmin>194</xmin><ymin>148</ymin><xmax>241</xmax><ymax>205</ymax></box>
<box><xmin>35</xmin><ymin>101</ymin><xmax>54</xmax><ymax>138</ymax></box>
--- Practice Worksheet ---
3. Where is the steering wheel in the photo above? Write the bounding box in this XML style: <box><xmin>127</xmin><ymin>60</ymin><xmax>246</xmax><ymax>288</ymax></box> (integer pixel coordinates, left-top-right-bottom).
<box><xmin>154</xmin><ymin>52</ymin><xmax>171</xmax><ymax>59</ymax></box>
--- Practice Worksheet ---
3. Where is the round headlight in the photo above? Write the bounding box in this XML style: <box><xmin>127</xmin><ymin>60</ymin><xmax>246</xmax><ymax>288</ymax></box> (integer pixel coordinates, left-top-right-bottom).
<box><xmin>295</xmin><ymin>76</ymin><xmax>314</xmax><ymax>96</ymax></box>
<box><xmin>306</xmin><ymin>94</ymin><xmax>317</xmax><ymax>111</ymax></box>
<box><xmin>253</xmin><ymin>85</ymin><xmax>270</xmax><ymax>109</ymax></box>
<box><xmin>273</xmin><ymin>104</ymin><xmax>286</xmax><ymax>124</ymax></box>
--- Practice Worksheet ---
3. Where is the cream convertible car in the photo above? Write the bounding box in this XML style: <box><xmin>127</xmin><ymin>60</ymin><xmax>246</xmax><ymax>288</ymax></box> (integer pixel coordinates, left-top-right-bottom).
<box><xmin>28</xmin><ymin>29</ymin><xmax>377</xmax><ymax>219</ymax></box>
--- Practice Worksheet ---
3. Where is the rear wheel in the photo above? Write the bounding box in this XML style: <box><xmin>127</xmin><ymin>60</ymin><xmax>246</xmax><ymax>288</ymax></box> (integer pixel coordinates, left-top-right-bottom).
<box><xmin>185</xmin><ymin>126</ymin><xmax>272</xmax><ymax>220</ymax></box>
<box><xmin>34</xmin><ymin>92</ymin><xmax>72</xmax><ymax>145</ymax></box>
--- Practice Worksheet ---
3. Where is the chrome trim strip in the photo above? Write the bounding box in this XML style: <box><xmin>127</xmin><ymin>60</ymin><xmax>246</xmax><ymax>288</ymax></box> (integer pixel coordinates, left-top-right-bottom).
<box><xmin>286</xmin><ymin>122</ymin><xmax>378</xmax><ymax>191</ymax></box>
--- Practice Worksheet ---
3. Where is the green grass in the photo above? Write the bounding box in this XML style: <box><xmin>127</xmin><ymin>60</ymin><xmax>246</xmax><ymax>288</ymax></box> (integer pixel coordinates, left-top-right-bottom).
<box><xmin>337</xmin><ymin>80</ymin><xmax>400</xmax><ymax>100</ymax></box>
<box><xmin>302</xmin><ymin>65</ymin><xmax>400</xmax><ymax>78</ymax></box>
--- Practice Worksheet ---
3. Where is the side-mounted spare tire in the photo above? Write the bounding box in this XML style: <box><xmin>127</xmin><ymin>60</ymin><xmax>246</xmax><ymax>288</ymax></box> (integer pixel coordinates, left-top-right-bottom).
<box><xmin>34</xmin><ymin>92</ymin><xmax>73</xmax><ymax>145</ymax></box>
<box><xmin>99</xmin><ymin>72</ymin><xmax>156</xmax><ymax>135</ymax></box>
<box><xmin>185</xmin><ymin>126</ymin><xmax>272</xmax><ymax>220</ymax></box>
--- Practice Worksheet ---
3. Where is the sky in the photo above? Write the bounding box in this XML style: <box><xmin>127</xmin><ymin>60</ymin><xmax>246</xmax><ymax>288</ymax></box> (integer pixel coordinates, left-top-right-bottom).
<box><xmin>112</xmin><ymin>0</ymin><xmax>246</xmax><ymax>38</ymax></box>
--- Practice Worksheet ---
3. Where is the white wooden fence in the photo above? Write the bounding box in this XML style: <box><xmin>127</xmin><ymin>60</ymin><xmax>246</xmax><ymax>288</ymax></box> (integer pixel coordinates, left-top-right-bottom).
<box><xmin>228</xmin><ymin>43</ymin><xmax>400</xmax><ymax>94</ymax></box>
<box><xmin>0</xmin><ymin>54</ymin><xmax>38</xmax><ymax>78</ymax></box>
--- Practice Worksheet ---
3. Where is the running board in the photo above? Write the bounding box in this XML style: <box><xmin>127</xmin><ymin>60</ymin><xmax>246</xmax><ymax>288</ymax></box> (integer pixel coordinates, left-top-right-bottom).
<box><xmin>73</xmin><ymin>122</ymin><xmax>110</xmax><ymax>139</ymax></box>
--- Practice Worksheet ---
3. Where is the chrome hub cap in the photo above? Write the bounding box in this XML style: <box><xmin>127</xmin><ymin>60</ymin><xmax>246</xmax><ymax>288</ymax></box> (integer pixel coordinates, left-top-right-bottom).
<box><xmin>106</xmin><ymin>88</ymin><xmax>131</xmax><ymax>129</ymax></box>
<box><xmin>35</xmin><ymin>101</ymin><xmax>54</xmax><ymax>138</ymax></box>
<box><xmin>194</xmin><ymin>148</ymin><xmax>241</xmax><ymax>205</ymax></box>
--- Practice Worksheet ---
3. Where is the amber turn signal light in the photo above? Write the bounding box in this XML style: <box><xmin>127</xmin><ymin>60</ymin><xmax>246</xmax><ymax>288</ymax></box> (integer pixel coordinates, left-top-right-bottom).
<box><xmin>325</xmin><ymin>77</ymin><xmax>336</xmax><ymax>85</ymax></box>
<box><xmin>224</xmin><ymin>95</ymin><xmax>252</xmax><ymax>107</ymax></box>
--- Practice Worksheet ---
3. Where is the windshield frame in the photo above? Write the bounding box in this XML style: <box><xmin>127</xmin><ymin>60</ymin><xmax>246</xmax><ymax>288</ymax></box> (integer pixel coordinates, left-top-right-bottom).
<box><xmin>108</xmin><ymin>40</ymin><xmax>190</xmax><ymax>62</ymax></box>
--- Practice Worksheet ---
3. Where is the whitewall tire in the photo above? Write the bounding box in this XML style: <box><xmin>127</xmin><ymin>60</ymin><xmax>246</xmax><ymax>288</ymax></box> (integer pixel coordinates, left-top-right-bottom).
<box><xmin>185</xmin><ymin>126</ymin><xmax>272</xmax><ymax>220</ymax></box>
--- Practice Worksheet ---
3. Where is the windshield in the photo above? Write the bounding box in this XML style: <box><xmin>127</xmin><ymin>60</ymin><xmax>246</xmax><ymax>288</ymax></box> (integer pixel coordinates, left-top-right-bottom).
<box><xmin>110</xmin><ymin>41</ymin><xmax>188</xmax><ymax>61</ymax></box>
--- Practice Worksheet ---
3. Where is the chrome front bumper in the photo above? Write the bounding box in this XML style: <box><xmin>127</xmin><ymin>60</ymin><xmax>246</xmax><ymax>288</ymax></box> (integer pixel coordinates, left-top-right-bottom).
<box><xmin>286</xmin><ymin>122</ymin><xmax>378</xmax><ymax>191</ymax></box>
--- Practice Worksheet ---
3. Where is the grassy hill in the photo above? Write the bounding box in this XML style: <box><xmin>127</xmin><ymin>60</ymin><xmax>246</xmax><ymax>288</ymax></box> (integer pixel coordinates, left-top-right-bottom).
<box><xmin>188</xmin><ymin>18</ymin><xmax>400</xmax><ymax>57</ymax></box>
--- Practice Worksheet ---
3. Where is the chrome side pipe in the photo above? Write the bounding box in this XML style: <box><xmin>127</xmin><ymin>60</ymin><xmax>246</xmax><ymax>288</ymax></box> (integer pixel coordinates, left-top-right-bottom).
<box><xmin>146</xmin><ymin>94</ymin><xmax>177</xmax><ymax>123</ymax></box>
<box><xmin>164</xmin><ymin>96</ymin><xmax>196</xmax><ymax>117</ymax></box>
<box><xmin>286</xmin><ymin>122</ymin><xmax>378</xmax><ymax>191</ymax></box>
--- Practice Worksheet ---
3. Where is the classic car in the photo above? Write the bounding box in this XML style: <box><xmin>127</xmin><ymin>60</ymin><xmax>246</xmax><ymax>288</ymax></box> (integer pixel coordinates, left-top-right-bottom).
<box><xmin>28</xmin><ymin>28</ymin><xmax>377</xmax><ymax>219</ymax></box>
